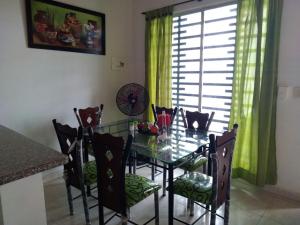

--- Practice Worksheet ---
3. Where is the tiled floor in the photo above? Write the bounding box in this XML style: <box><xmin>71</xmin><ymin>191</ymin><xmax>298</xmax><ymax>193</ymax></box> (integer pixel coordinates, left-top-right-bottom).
<box><xmin>45</xmin><ymin>167</ymin><xmax>300</xmax><ymax>225</ymax></box>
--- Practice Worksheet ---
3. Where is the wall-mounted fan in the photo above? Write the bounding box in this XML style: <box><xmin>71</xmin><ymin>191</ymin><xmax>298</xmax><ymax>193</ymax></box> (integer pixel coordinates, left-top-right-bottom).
<box><xmin>116</xmin><ymin>83</ymin><xmax>149</xmax><ymax>116</ymax></box>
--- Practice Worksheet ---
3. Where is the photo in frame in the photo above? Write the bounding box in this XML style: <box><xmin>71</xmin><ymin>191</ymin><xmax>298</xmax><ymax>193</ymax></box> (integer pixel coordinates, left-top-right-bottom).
<box><xmin>25</xmin><ymin>0</ymin><xmax>105</xmax><ymax>55</ymax></box>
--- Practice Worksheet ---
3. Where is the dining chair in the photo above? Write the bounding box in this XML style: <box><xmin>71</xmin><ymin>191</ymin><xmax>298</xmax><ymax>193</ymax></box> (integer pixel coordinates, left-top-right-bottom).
<box><xmin>89</xmin><ymin>131</ymin><xmax>161</xmax><ymax>225</ymax></box>
<box><xmin>170</xmin><ymin>124</ymin><xmax>238</xmax><ymax>225</ymax></box>
<box><xmin>180</xmin><ymin>108</ymin><xmax>215</xmax><ymax>132</ymax></box>
<box><xmin>179</xmin><ymin>109</ymin><xmax>215</xmax><ymax>174</ymax></box>
<box><xmin>52</xmin><ymin>119</ymin><xmax>97</xmax><ymax>225</ymax></box>
<box><xmin>151</xmin><ymin>104</ymin><xmax>178</xmax><ymax>126</ymax></box>
<box><xmin>158</xmin><ymin>109</ymin><xmax>215</xmax><ymax>197</ymax></box>
<box><xmin>150</xmin><ymin>104</ymin><xmax>178</xmax><ymax>195</ymax></box>
<box><xmin>73</xmin><ymin>104</ymin><xmax>104</xmax><ymax>129</ymax></box>
<box><xmin>73</xmin><ymin>104</ymin><xmax>104</xmax><ymax>195</ymax></box>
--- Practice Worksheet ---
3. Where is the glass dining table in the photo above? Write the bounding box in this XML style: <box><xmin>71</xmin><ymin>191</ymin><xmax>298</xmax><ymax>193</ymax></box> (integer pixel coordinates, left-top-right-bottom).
<box><xmin>96</xmin><ymin>119</ymin><xmax>209</xmax><ymax>225</ymax></box>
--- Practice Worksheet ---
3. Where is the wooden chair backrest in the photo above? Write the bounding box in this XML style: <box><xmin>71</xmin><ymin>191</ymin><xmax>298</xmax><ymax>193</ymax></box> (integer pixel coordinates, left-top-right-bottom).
<box><xmin>74</xmin><ymin>104</ymin><xmax>103</xmax><ymax>128</ymax></box>
<box><xmin>91</xmin><ymin>132</ymin><xmax>133</xmax><ymax>213</ymax></box>
<box><xmin>206</xmin><ymin>111</ymin><xmax>215</xmax><ymax>131</ymax></box>
<box><xmin>180</xmin><ymin>108</ymin><xmax>215</xmax><ymax>131</ymax></box>
<box><xmin>210</xmin><ymin>124</ymin><xmax>238</xmax><ymax>208</ymax></box>
<box><xmin>151</xmin><ymin>104</ymin><xmax>178</xmax><ymax>125</ymax></box>
<box><xmin>52</xmin><ymin>119</ymin><xmax>82</xmax><ymax>187</ymax></box>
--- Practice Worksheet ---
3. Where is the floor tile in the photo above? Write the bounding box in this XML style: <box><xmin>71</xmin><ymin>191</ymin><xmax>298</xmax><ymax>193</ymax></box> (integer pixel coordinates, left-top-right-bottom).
<box><xmin>44</xmin><ymin>168</ymin><xmax>300</xmax><ymax>225</ymax></box>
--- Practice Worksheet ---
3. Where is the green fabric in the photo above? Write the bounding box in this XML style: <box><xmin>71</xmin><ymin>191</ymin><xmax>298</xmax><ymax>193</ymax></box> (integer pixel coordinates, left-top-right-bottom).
<box><xmin>179</xmin><ymin>155</ymin><xmax>208</xmax><ymax>172</ymax></box>
<box><xmin>229</xmin><ymin>0</ymin><xmax>282</xmax><ymax>185</ymax></box>
<box><xmin>145</xmin><ymin>6</ymin><xmax>173</xmax><ymax>122</ymax></box>
<box><xmin>83</xmin><ymin>161</ymin><xmax>97</xmax><ymax>185</ymax></box>
<box><xmin>171</xmin><ymin>172</ymin><xmax>212</xmax><ymax>205</ymax></box>
<box><xmin>125</xmin><ymin>173</ymin><xmax>161</xmax><ymax>207</ymax></box>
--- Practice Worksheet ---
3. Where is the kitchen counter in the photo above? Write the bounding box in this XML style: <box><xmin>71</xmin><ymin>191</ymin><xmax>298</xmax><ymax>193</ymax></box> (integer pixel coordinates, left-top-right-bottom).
<box><xmin>0</xmin><ymin>125</ymin><xmax>67</xmax><ymax>185</ymax></box>
<box><xmin>0</xmin><ymin>125</ymin><xmax>67</xmax><ymax>225</ymax></box>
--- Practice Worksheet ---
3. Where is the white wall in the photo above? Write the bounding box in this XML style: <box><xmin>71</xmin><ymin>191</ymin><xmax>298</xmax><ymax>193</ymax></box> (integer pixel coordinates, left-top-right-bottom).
<box><xmin>0</xmin><ymin>0</ymin><xmax>134</xmax><ymax>152</ymax></box>
<box><xmin>133</xmin><ymin>0</ymin><xmax>300</xmax><ymax>196</ymax></box>
<box><xmin>276</xmin><ymin>0</ymin><xmax>300</xmax><ymax>196</ymax></box>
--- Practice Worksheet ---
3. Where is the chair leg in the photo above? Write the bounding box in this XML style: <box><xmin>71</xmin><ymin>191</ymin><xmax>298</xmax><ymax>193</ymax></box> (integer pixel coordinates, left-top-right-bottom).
<box><xmin>224</xmin><ymin>199</ymin><xmax>230</xmax><ymax>225</ymax></box>
<box><xmin>187</xmin><ymin>199</ymin><xmax>190</xmax><ymax>209</ymax></box>
<box><xmin>210</xmin><ymin>205</ymin><xmax>216</xmax><ymax>225</ymax></box>
<box><xmin>185</xmin><ymin>170</ymin><xmax>190</xmax><ymax>210</ymax></box>
<box><xmin>163</xmin><ymin>166</ymin><xmax>166</xmax><ymax>196</ymax></box>
<box><xmin>206</xmin><ymin>204</ymin><xmax>210</xmax><ymax>210</ymax></box>
<box><xmin>121</xmin><ymin>215</ymin><xmax>128</xmax><ymax>225</ymax></box>
<box><xmin>99</xmin><ymin>204</ymin><xmax>105</xmax><ymax>225</ymax></box>
<box><xmin>189</xmin><ymin>200</ymin><xmax>194</xmax><ymax>216</ymax></box>
<box><xmin>80</xmin><ymin>185</ymin><xmax>91</xmax><ymax>225</ymax></box>
<box><xmin>65</xmin><ymin>184</ymin><xmax>74</xmax><ymax>215</ymax></box>
<box><xmin>202</xmin><ymin>162</ymin><xmax>207</xmax><ymax>174</ymax></box>
<box><xmin>127</xmin><ymin>208</ymin><xmax>131</xmax><ymax>219</ymax></box>
<box><xmin>86</xmin><ymin>186</ymin><xmax>91</xmax><ymax>196</ymax></box>
<box><xmin>154</xmin><ymin>191</ymin><xmax>159</xmax><ymax>225</ymax></box>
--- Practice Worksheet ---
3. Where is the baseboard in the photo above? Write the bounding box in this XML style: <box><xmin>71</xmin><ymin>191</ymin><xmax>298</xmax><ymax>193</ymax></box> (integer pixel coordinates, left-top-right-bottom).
<box><xmin>264</xmin><ymin>185</ymin><xmax>300</xmax><ymax>202</ymax></box>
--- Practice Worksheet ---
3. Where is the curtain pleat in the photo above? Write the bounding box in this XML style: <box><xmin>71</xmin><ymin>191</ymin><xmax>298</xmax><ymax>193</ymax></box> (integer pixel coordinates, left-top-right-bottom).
<box><xmin>145</xmin><ymin>6</ymin><xmax>173</xmax><ymax>122</ymax></box>
<box><xmin>230</xmin><ymin>0</ymin><xmax>283</xmax><ymax>186</ymax></box>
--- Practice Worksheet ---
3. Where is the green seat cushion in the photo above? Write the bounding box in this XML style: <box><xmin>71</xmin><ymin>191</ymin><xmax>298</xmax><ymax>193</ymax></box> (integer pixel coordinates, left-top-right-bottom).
<box><xmin>172</xmin><ymin>172</ymin><xmax>212</xmax><ymax>205</ymax></box>
<box><xmin>83</xmin><ymin>161</ymin><xmax>97</xmax><ymax>185</ymax></box>
<box><xmin>179</xmin><ymin>155</ymin><xmax>208</xmax><ymax>172</ymax></box>
<box><xmin>125</xmin><ymin>173</ymin><xmax>161</xmax><ymax>207</ymax></box>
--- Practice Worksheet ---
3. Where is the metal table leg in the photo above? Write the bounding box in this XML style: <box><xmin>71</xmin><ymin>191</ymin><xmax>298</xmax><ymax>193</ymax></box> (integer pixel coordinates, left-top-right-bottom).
<box><xmin>168</xmin><ymin>164</ymin><xmax>174</xmax><ymax>225</ymax></box>
<box><xmin>83</xmin><ymin>136</ymin><xmax>91</xmax><ymax>196</ymax></box>
<box><xmin>163</xmin><ymin>165</ymin><xmax>167</xmax><ymax>196</ymax></box>
<box><xmin>128</xmin><ymin>151</ymin><xmax>132</xmax><ymax>174</ymax></box>
<box><xmin>133</xmin><ymin>151</ymin><xmax>136</xmax><ymax>174</ymax></box>
<box><xmin>151</xmin><ymin>158</ymin><xmax>155</xmax><ymax>181</ymax></box>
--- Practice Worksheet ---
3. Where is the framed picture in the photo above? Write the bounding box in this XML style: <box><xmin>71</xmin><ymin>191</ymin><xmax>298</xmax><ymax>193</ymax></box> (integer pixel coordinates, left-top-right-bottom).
<box><xmin>25</xmin><ymin>0</ymin><xmax>105</xmax><ymax>55</ymax></box>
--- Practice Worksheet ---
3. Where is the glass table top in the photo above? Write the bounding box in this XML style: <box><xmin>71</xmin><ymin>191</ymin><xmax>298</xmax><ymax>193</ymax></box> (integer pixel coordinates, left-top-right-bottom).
<box><xmin>131</xmin><ymin>129</ymin><xmax>209</xmax><ymax>165</ymax></box>
<box><xmin>93</xmin><ymin>119</ymin><xmax>209</xmax><ymax>165</ymax></box>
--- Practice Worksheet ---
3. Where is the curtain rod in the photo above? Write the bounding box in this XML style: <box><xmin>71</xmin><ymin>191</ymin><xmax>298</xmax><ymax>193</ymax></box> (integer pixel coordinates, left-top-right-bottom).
<box><xmin>141</xmin><ymin>0</ymin><xmax>202</xmax><ymax>15</ymax></box>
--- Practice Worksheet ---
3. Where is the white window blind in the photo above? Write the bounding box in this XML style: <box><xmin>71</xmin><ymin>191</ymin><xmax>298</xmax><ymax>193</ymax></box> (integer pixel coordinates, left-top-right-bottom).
<box><xmin>172</xmin><ymin>3</ymin><xmax>237</xmax><ymax>133</ymax></box>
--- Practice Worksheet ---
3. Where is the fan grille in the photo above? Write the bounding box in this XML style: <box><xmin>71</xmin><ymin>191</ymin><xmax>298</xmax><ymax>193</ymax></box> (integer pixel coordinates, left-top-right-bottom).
<box><xmin>116</xmin><ymin>83</ymin><xmax>149</xmax><ymax>116</ymax></box>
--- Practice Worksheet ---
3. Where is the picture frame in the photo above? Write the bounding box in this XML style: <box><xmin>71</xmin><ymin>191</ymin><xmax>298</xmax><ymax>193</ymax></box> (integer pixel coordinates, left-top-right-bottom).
<box><xmin>25</xmin><ymin>0</ymin><xmax>105</xmax><ymax>55</ymax></box>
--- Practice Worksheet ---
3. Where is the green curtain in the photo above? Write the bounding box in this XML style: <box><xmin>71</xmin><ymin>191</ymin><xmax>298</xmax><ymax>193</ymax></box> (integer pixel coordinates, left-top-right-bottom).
<box><xmin>145</xmin><ymin>6</ymin><xmax>173</xmax><ymax>122</ymax></box>
<box><xmin>229</xmin><ymin>0</ymin><xmax>282</xmax><ymax>186</ymax></box>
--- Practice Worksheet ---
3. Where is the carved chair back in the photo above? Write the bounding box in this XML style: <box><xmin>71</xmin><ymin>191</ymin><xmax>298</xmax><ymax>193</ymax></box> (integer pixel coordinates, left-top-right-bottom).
<box><xmin>151</xmin><ymin>104</ymin><xmax>178</xmax><ymax>125</ymax></box>
<box><xmin>74</xmin><ymin>104</ymin><xmax>104</xmax><ymax>129</ymax></box>
<box><xmin>90</xmin><ymin>132</ymin><xmax>133</xmax><ymax>214</ymax></box>
<box><xmin>180</xmin><ymin>108</ymin><xmax>215</xmax><ymax>132</ymax></box>
<box><xmin>53</xmin><ymin>119</ymin><xmax>83</xmax><ymax>188</ymax></box>
<box><xmin>210</xmin><ymin>124</ymin><xmax>238</xmax><ymax>208</ymax></box>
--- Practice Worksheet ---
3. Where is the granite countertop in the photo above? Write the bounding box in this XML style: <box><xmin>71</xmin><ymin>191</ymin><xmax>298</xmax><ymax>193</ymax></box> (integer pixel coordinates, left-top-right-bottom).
<box><xmin>0</xmin><ymin>125</ymin><xmax>68</xmax><ymax>185</ymax></box>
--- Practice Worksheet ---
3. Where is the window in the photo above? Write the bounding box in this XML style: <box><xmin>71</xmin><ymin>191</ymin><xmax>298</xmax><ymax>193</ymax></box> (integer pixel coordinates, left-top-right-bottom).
<box><xmin>172</xmin><ymin>3</ymin><xmax>237</xmax><ymax>133</ymax></box>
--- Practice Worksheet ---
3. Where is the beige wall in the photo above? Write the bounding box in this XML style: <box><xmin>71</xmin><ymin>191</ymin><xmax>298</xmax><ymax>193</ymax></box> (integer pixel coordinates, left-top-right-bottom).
<box><xmin>276</xmin><ymin>0</ymin><xmax>300</xmax><ymax>196</ymax></box>
<box><xmin>0</xmin><ymin>0</ymin><xmax>134</xmax><ymax>151</ymax></box>
<box><xmin>132</xmin><ymin>0</ymin><xmax>300</xmax><ymax>196</ymax></box>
